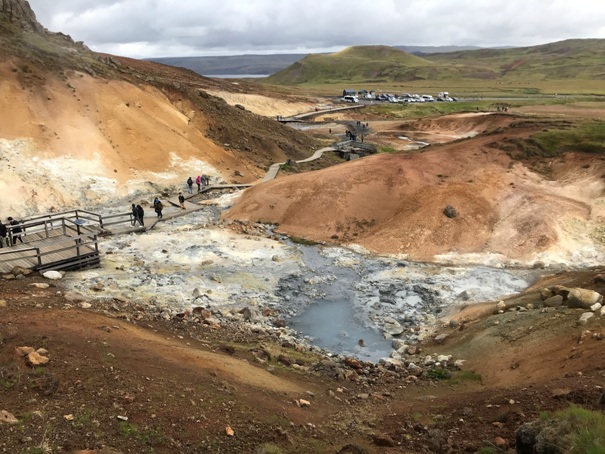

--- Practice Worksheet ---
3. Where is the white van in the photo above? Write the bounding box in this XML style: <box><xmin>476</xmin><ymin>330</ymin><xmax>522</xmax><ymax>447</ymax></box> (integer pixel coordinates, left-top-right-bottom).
<box><xmin>342</xmin><ymin>95</ymin><xmax>359</xmax><ymax>103</ymax></box>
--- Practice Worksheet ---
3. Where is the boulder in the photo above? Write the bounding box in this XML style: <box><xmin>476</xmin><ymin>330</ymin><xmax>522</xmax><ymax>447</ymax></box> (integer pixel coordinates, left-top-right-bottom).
<box><xmin>543</xmin><ymin>295</ymin><xmax>563</xmax><ymax>308</ymax></box>
<box><xmin>42</xmin><ymin>270</ymin><xmax>63</xmax><ymax>280</ymax></box>
<box><xmin>567</xmin><ymin>288</ymin><xmax>603</xmax><ymax>309</ymax></box>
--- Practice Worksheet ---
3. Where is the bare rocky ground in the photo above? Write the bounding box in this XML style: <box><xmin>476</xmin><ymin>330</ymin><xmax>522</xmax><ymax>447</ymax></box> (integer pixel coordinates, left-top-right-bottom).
<box><xmin>2</xmin><ymin>262</ymin><xmax>605</xmax><ymax>454</ymax></box>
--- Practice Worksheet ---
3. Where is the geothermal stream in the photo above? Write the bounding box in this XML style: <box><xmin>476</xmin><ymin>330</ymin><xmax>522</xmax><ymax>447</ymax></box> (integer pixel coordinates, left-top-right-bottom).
<box><xmin>63</xmin><ymin>195</ymin><xmax>542</xmax><ymax>362</ymax></box>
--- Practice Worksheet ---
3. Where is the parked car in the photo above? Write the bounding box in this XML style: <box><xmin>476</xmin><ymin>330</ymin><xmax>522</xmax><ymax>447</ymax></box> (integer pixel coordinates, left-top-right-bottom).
<box><xmin>342</xmin><ymin>95</ymin><xmax>359</xmax><ymax>103</ymax></box>
<box><xmin>421</xmin><ymin>95</ymin><xmax>434</xmax><ymax>102</ymax></box>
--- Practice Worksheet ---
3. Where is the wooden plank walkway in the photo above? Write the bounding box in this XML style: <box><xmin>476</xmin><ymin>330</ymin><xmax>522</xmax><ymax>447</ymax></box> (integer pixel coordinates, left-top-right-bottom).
<box><xmin>0</xmin><ymin>231</ymin><xmax>98</xmax><ymax>274</ymax></box>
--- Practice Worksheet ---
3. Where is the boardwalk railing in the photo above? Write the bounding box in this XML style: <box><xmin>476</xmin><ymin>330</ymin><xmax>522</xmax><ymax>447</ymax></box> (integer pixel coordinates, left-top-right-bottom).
<box><xmin>0</xmin><ymin>210</ymin><xmax>126</xmax><ymax>273</ymax></box>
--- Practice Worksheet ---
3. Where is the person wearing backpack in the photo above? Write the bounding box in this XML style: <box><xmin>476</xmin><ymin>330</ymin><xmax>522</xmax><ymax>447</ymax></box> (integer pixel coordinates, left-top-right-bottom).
<box><xmin>178</xmin><ymin>192</ymin><xmax>186</xmax><ymax>210</ymax></box>
<box><xmin>153</xmin><ymin>197</ymin><xmax>163</xmax><ymax>218</ymax></box>
<box><xmin>186</xmin><ymin>177</ymin><xmax>193</xmax><ymax>194</ymax></box>
<box><xmin>7</xmin><ymin>217</ymin><xmax>24</xmax><ymax>245</ymax></box>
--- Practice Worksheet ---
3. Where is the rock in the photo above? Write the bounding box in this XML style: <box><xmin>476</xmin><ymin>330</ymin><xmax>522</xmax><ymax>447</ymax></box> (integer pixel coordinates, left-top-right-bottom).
<box><xmin>448</xmin><ymin>319</ymin><xmax>460</xmax><ymax>329</ymax></box>
<box><xmin>551</xmin><ymin>285</ymin><xmax>571</xmax><ymax>298</ymax></box>
<box><xmin>543</xmin><ymin>295</ymin><xmax>563</xmax><ymax>308</ymax></box>
<box><xmin>297</xmin><ymin>399</ymin><xmax>311</xmax><ymax>407</ymax></box>
<box><xmin>593</xmin><ymin>273</ymin><xmax>605</xmax><ymax>284</ymax></box>
<box><xmin>454</xmin><ymin>359</ymin><xmax>466</xmax><ymax>369</ymax></box>
<box><xmin>392</xmin><ymin>339</ymin><xmax>406</xmax><ymax>350</ymax></box>
<box><xmin>0</xmin><ymin>410</ymin><xmax>18</xmax><ymax>424</ymax></box>
<box><xmin>494</xmin><ymin>436</ymin><xmax>508</xmax><ymax>448</ymax></box>
<box><xmin>372</xmin><ymin>433</ymin><xmax>396</xmax><ymax>447</ymax></box>
<box><xmin>29</xmin><ymin>283</ymin><xmax>50</xmax><ymax>289</ymax></box>
<box><xmin>496</xmin><ymin>301</ymin><xmax>507</xmax><ymax>312</ymax></box>
<box><xmin>336</xmin><ymin>445</ymin><xmax>370</xmax><ymax>454</ymax></box>
<box><xmin>80</xmin><ymin>302</ymin><xmax>92</xmax><ymax>309</ymax></box>
<box><xmin>0</xmin><ymin>299</ymin><xmax>6</xmax><ymax>307</ymax></box>
<box><xmin>383</xmin><ymin>319</ymin><xmax>404</xmax><ymax>336</ymax></box>
<box><xmin>434</xmin><ymin>334</ymin><xmax>449</xmax><ymax>344</ymax></box>
<box><xmin>601</xmin><ymin>306</ymin><xmax>605</xmax><ymax>317</ymax></box>
<box><xmin>64</xmin><ymin>291</ymin><xmax>87</xmax><ymax>303</ymax></box>
<box><xmin>225</xmin><ymin>425</ymin><xmax>234</xmax><ymax>436</ymax></box>
<box><xmin>42</xmin><ymin>270</ymin><xmax>63</xmax><ymax>280</ymax></box>
<box><xmin>15</xmin><ymin>346</ymin><xmax>35</xmax><ymax>357</ymax></box>
<box><xmin>36</xmin><ymin>348</ymin><xmax>49</xmax><ymax>356</ymax></box>
<box><xmin>540</xmin><ymin>288</ymin><xmax>553</xmax><ymax>300</ymax></box>
<box><xmin>567</xmin><ymin>288</ymin><xmax>603</xmax><ymax>309</ymax></box>
<box><xmin>579</xmin><ymin>312</ymin><xmax>594</xmax><ymax>325</ymax></box>
<box><xmin>344</xmin><ymin>357</ymin><xmax>363</xmax><ymax>369</ymax></box>
<box><xmin>443</xmin><ymin>205</ymin><xmax>458</xmax><ymax>218</ymax></box>
<box><xmin>515</xmin><ymin>422</ymin><xmax>538</xmax><ymax>454</ymax></box>
<box><xmin>590</xmin><ymin>302</ymin><xmax>602</xmax><ymax>312</ymax></box>
<box><xmin>26</xmin><ymin>351</ymin><xmax>50</xmax><ymax>366</ymax></box>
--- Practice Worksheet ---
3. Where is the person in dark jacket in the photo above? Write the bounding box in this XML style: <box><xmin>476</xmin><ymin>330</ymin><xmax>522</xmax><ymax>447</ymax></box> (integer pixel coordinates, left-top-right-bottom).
<box><xmin>131</xmin><ymin>204</ymin><xmax>140</xmax><ymax>226</ymax></box>
<box><xmin>7</xmin><ymin>217</ymin><xmax>24</xmax><ymax>244</ymax></box>
<box><xmin>136</xmin><ymin>205</ymin><xmax>145</xmax><ymax>227</ymax></box>
<box><xmin>0</xmin><ymin>220</ymin><xmax>7</xmax><ymax>248</ymax></box>
<box><xmin>186</xmin><ymin>177</ymin><xmax>193</xmax><ymax>194</ymax></box>
<box><xmin>153</xmin><ymin>198</ymin><xmax>163</xmax><ymax>218</ymax></box>
<box><xmin>178</xmin><ymin>192</ymin><xmax>186</xmax><ymax>210</ymax></box>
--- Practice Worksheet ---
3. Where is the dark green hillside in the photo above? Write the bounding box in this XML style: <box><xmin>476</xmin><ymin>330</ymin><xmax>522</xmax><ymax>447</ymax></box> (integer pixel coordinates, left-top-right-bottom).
<box><xmin>264</xmin><ymin>45</ymin><xmax>435</xmax><ymax>85</ymax></box>
<box><xmin>425</xmin><ymin>39</ymin><xmax>605</xmax><ymax>80</ymax></box>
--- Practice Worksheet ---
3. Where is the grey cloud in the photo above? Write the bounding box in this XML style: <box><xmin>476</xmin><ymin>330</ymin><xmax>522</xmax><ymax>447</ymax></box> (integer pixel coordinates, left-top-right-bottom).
<box><xmin>28</xmin><ymin>0</ymin><xmax>605</xmax><ymax>58</ymax></box>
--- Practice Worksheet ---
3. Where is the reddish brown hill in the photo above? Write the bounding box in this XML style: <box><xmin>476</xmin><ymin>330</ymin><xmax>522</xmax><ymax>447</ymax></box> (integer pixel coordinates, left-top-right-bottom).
<box><xmin>225</xmin><ymin>125</ymin><xmax>605</xmax><ymax>263</ymax></box>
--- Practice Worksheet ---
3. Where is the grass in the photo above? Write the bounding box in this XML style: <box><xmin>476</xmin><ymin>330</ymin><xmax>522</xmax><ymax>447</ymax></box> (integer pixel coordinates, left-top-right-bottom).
<box><xmin>528</xmin><ymin>405</ymin><xmax>605</xmax><ymax>453</ymax></box>
<box><xmin>501</xmin><ymin>121</ymin><xmax>605</xmax><ymax>163</ymax></box>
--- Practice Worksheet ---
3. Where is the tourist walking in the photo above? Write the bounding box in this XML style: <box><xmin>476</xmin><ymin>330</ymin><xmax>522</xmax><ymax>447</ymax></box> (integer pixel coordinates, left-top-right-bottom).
<box><xmin>153</xmin><ymin>197</ymin><xmax>163</xmax><ymax>218</ymax></box>
<box><xmin>7</xmin><ymin>217</ymin><xmax>24</xmax><ymax>245</ymax></box>
<box><xmin>186</xmin><ymin>176</ymin><xmax>193</xmax><ymax>194</ymax></box>
<box><xmin>196</xmin><ymin>175</ymin><xmax>202</xmax><ymax>192</ymax></box>
<box><xmin>0</xmin><ymin>219</ymin><xmax>8</xmax><ymax>248</ymax></box>
<box><xmin>136</xmin><ymin>205</ymin><xmax>145</xmax><ymax>227</ymax></box>
<box><xmin>131</xmin><ymin>204</ymin><xmax>140</xmax><ymax>226</ymax></box>
<box><xmin>178</xmin><ymin>192</ymin><xmax>186</xmax><ymax>210</ymax></box>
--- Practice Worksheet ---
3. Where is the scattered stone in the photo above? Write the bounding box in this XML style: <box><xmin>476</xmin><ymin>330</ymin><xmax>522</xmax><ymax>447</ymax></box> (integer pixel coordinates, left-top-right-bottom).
<box><xmin>434</xmin><ymin>333</ymin><xmax>449</xmax><ymax>344</ymax></box>
<box><xmin>443</xmin><ymin>205</ymin><xmax>458</xmax><ymax>218</ymax></box>
<box><xmin>0</xmin><ymin>299</ymin><xmax>6</xmax><ymax>307</ymax></box>
<box><xmin>494</xmin><ymin>436</ymin><xmax>508</xmax><ymax>448</ymax></box>
<box><xmin>496</xmin><ymin>301</ymin><xmax>507</xmax><ymax>312</ymax></box>
<box><xmin>42</xmin><ymin>270</ymin><xmax>63</xmax><ymax>280</ymax></box>
<box><xmin>225</xmin><ymin>425</ymin><xmax>234</xmax><ymax>436</ymax></box>
<box><xmin>36</xmin><ymin>348</ymin><xmax>49</xmax><ymax>356</ymax></box>
<box><xmin>383</xmin><ymin>318</ymin><xmax>404</xmax><ymax>335</ymax></box>
<box><xmin>543</xmin><ymin>295</ymin><xmax>563</xmax><ymax>308</ymax></box>
<box><xmin>29</xmin><ymin>283</ymin><xmax>50</xmax><ymax>289</ymax></box>
<box><xmin>64</xmin><ymin>414</ymin><xmax>74</xmax><ymax>421</ymax></box>
<box><xmin>15</xmin><ymin>346</ymin><xmax>35</xmax><ymax>357</ymax></box>
<box><xmin>80</xmin><ymin>302</ymin><xmax>92</xmax><ymax>309</ymax></box>
<box><xmin>336</xmin><ymin>445</ymin><xmax>370</xmax><ymax>454</ymax></box>
<box><xmin>26</xmin><ymin>351</ymin><xmax>49</xmax><ymax>366</ymax></box>
<box><xmin>590</xmin><ymin>302</ymin><xmax>602</xmax><ymax>312</ymax></box>
<box><xmin>116</xmin><ymin>415</ymin><xmax>128</xmax><ymax>421</ymax></box>
<box><xmin>297</xmin><ymin>399</ymin><xmax>311</xmax><ymax>407</ymax></box>
<box><xmin>0</xmin><ymin>410</ymin><xmax>18</xmax><ymax>424</ymax></box>
<box><xmin>579</xmin><ymin>312</ymin><xmax>594</xmax><ymax>325</ymax></box>
<box><xmin>372</xmin><ymin>433</ymin><xmax>396</xmax><ymax>447</ymax></box>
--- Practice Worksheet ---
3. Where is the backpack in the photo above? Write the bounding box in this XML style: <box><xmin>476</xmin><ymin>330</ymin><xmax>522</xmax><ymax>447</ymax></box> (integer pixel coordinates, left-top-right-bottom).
<box><xmin>187</xmin><ymin>177</ymin><xmax>193</xmax><ymax>185</ymax></box>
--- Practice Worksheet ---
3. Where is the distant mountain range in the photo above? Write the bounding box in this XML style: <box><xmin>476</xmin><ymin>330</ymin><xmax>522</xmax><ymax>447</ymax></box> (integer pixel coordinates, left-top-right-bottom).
<box><xmin>148</xmin><ymin>45</ymin><xmax>481</xmax><ymax>77</ymax></box>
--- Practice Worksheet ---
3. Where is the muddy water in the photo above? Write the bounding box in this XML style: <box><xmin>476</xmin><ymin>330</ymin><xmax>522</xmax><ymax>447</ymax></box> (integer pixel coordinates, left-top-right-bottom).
<box><xmin>281</xmin><ymin>244</ymin><xmax>539</xmax><ymax>361</ymax></box>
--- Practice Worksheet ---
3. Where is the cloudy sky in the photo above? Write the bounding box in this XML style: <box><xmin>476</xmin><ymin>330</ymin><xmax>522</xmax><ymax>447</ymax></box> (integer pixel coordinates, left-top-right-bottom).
<box><xmin>28</xmin><ymin>0</ymin><xmax>605</xmax><ymax>59</ymax></box>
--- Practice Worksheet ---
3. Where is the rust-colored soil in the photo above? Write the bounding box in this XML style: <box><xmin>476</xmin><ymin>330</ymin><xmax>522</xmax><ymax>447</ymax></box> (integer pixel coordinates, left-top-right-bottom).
<box><xmin>226</xmin><ymin>113</ymin><xmax>605</xmax><ymax>263</ymax></box>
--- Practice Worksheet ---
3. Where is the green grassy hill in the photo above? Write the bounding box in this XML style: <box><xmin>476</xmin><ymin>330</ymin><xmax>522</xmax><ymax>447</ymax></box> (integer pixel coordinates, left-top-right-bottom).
<box><xmin>263</xmin><ymin>40</ymin><xmax>605</xmax><ymax>87</ymax></box>
<box><xmin>264</xmin><ymin>45</ymin><xmax>436</xmax><ymax>85</ymax></box>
